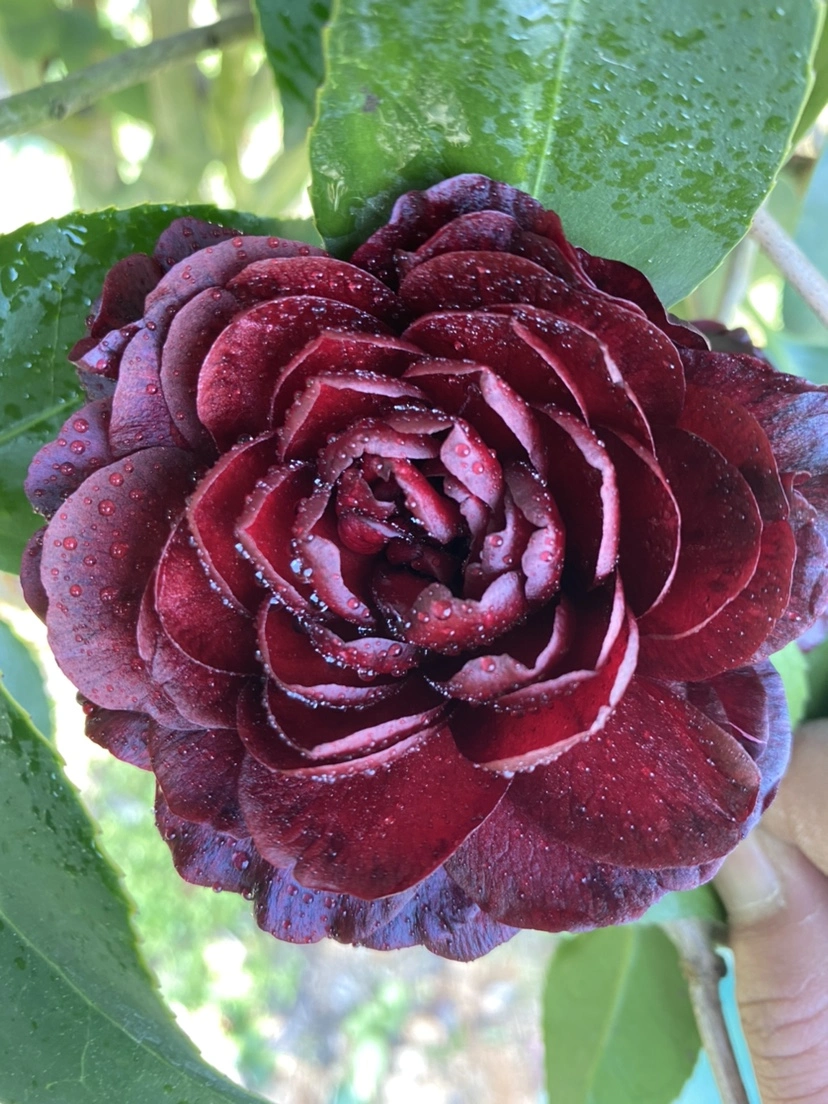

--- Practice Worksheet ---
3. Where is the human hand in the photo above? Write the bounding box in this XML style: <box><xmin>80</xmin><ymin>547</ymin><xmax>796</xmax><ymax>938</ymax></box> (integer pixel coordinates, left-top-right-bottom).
<box><xmin>716</xmin><ymin>721</ymin><xmax>828</xmax><ymax>1104</ymax></box>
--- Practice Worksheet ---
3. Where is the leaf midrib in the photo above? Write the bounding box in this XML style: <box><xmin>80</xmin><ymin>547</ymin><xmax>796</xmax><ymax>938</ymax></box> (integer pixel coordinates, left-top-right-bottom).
<box><xmin>530</xmin><ymin>0</ymin><xmax>584</xmax><ymax>199</ymax></box>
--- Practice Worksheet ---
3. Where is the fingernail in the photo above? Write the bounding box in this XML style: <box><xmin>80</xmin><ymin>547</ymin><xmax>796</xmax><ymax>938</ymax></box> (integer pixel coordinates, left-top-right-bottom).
<box><xmin>715</xmin><ymin>830</ymin><xmax>785</xmax><ymax>925</ymax></box>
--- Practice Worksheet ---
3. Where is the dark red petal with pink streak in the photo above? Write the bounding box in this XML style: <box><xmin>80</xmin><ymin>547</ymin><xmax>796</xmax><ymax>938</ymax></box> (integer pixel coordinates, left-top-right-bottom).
<box><xmin>152</xmin><ymin>217</ymin><xmax>239</xmax><ymax>269</ymax></box>
<box><xmin>263</xmin><ymin>678</ymin><xmax>445</xmax><ymax>763</ymax></box>
<box><xmin>601</xmin><ymin>429</ymin><xmax>679</xmax><ymax>616</ymax></box>
<box><xmin>148</xmin><ymin>723</ymin><xmax>246</xmax><ymax>835</ymax></box>
<box><xmin>427</xmin><ymin>601</ymin><xmax>571</xmax><ymax>704</ymax></box>
<box><xmin>403</xmin><ymin>311</ymin><xmax>581</xmax><ymax>412</ymax></box>
<box><xmin>279</xmin><ymin>373</ymin><xmax>425</xmax><ymax>462</ymax></box>
<box><xmin>238</xmin><ymin>723</ymin><xmax>508</xmax><ymax>898</ymax></box>
<box><xmin>39</xmin><ymin>447</ymin><xmax>193</xmax><ymax>714</ymax></box>
<box><xmin>259</xmin><ymin>602</ymin><xmax>400</xmax><ymax>708</ymax></box>
<box><xmin>25</xmin><ymin>400</ymin><xmax>114</xmax><ymax>519</ymax></box>
<box><xmin>154</xmin><ymin>519</ymin><xmax>257</xmax><ymax>673</ymax></box>
<box><xmin>236</xmin><ymin>463</ymin><xmax>316</xmax><ymax>615</ymax></box>
<box><xmin>508</xmin><ymin>675</ymin><xmax>760</xmax><ymax>869</ymax></box>
<box><xmin>136</xmin><ymin>580</ymin><xmax>248</xmax><ymax>729</ymax></box>
<box><xmin>507</xmin><ymin>312</ymin><xmax>652</xmax><ymax>450</ymax></box>
<box><xmin>577</xmin><ymin>249</ymin><xmax>709</xmax><ymax>349</ymax></box>
<box><xmin>638</xmin><ymin>428</ymin><xmax>762</xmax><ymax>636</ymax></box>
<box><xmin>454</xmin><ymin>589</ymin><xmax>638</xmax><ymax>771</ymax></box>
<box><xmin>398</xmin><ymin>251</ymin><xmax>684</xmax><ymax>424</ymax></box>
<box><xmin>351</xmin><ymin>174</ymin><xmax>585</xmax><ymax>288</ymax></box>
<box><xmin>507</xmin><ymin>463</ymin><xmax>565</xmax><ymax>604</ymax></box>
<box><xmin>197</xmin><ymin>297</ymin><xmax>390</xmax><ymax>449</ymax></box>
<box><xmin>638</xmin><ymin>519</ymin><xmax>795</xmax><ymax>681</ymax></box>
<box><xmin>444</xmin><ymin>792</ymin><xmax>712</xmax><ymax>931</ymax></box>
<box><xmin>358</xmin><ymin>867</ymin><xmax>518</xmax><ymax>960</ymax></box>
<box><xmin>20</xmin><ymin>529</ymin><xmax>48</xmax><ymax>621</ymax></box>
<box><xmin>227</xmin><ymin>256</ymin><xmax>403</xmax><ymax>324</ymax></box>
<box><xmin>305</xmin><ymin>620</ymin><xmax>420</xmax><ymax>678</ymax></box>
<box><xmin>535</xmin><ymin>407</ymin><xmax>619</xmax><ymax>585</ymax></box>
<box><xmin>317</xmin><ymin>408</ymin><xmax>446</xmax><ymax>483</ymax></box>
<box><xmin>159</xmin><ymin>286</ymin><xmax>240</xmax><ymax>452</ymax></box>
<box><xmin>677</xmin><ymin>384</ymin><xmax>787</xmax><ymax>522</ymax></box>
<box><xmin>270</xmin><ymin>332</ymin><xmax>422</xmax><ymax>427</ymax></box>
<box><xmin>403</xmin><ymin>359</ymin><xmax>547</xmax><ymax>476</ymax></box>
<box><xmin>187</xmin><ymin>433</ymin><xmax>277</xmax><ymax>612</ymax></box>
<box><xmin>83</xmin><ymin>702</ymin><xmax>151</xmax><ymax>770</ymax></box>
<box><xmin>156</xmin><ymin>794</ymin><xmax>261</xmax><ymax>892</ymax></box>
<box><xmin>87</xmin><ymin>253</ymin><xmax>163</xmax><ymax>338</ymax></box>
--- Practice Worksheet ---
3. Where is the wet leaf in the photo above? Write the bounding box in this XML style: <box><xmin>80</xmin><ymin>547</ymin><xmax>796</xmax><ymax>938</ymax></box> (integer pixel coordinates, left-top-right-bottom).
<box><xmin>637</xmin><ymin>884</ymin><xmax>725</xmax><ymax>926</ymax></box>
<box><xmin>783</xmin><ymin>142</ymin><xmax>828</xmax><ymax>345</ymax></box>
<box><xmin>311</xmin><ymin>0</ymin><xmax>820</xmax><ymax>305</ymax></box>
<box><xmin>254</xmin><ymin>0</ymin><xmax>332</xmax><ymax>144</ymax></box>
<box><xmin>0</xmin><ymin>683</ymin><xmax>267</xmax><ymax>1104</ymax></box>
<box><xmin>0</xmin><ymin>616</ymin><xmax>52</xmax><ymax>740</ymax></box>
<box><xmin>543</xmin><ymin>926</ymin><xmax>700</xmax><ymax>1104</ymax></box>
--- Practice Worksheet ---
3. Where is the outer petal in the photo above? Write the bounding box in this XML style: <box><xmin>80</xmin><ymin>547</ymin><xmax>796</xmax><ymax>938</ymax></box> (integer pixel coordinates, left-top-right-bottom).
<box><xmin>83</xmin><ymin>702</ymin><xmax>152</xmax><ymax>770</ymax></box>
<box><xmin>507</xmin><ymin>676</ymin><xmax>761</xmax><ymax>868</ymax></box>
<box><xmin>25</xmin><ymin>400</ymin><xmax>114</xmax><ymax>519</ymax></box>
<box><xmin>444</xmin><ymin>793</ymin><xmax>709</xmax><ymax>931</ymax></box>
<box><xmin>148</xmin><ymin>724</ymin><xmax>246</xmax><ymax>835</ymax></box>
<box><xmin>40</xmin><ymin>447</ymin><xmax>194</xmax><ymax>713</ymax></box>
<box><xmin>238</xmin><ymin>724</ymin><xmax>508</xmax><ymax>898</ymax></box>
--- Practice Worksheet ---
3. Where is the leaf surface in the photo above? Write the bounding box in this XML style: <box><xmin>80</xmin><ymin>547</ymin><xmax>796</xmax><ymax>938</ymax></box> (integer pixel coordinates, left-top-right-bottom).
<box><xmin>0</xmin><ymin>683</ymin><xmax>266</xmax><ymax>1104</ymax></box>
<box><xmin>254</xmin><ymin>0</ymin><xmax>331</xmax><ymax>142</ymax></box>
<box><xmin>311</xmin><ymin>0</ymin><xmax>821</xmax><ymax>304</ymax></box>
<box><xmin>543</xmin><ymin>926</ymin><xmax>701</xmax><ymax>1104</ymax></box>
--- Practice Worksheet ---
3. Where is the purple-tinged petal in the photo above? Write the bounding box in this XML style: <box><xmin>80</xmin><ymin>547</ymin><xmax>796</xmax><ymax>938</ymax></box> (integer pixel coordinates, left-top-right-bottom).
<box><xmin>238</xmin><ymin>723</ymin><xmax>508</xmax><ymax>898</ymax></box>
<box><xmin>82</xmin><ymin>702</ymin><xmax>151</xmax><ymax>769</ymax></box>
<box><xmin>40</xmin><ymin>447</ymin><xmax>194</xmax><ymax>714</ymax></box>
<box><xmin>86</xmin><ymin>253</ymin><xmax>163</xmax><ymax>338</ymax></box>
<box><xmin>152</xmin><ymin>217</ymin><xmax>240</xmax><ymax>269</ymax></box>
<box><xmin>71</xmin><ymin>324</ymin><xmax>138</xmax><ymax>399</ymax></box>
<box><xmin>25</xmin><ymin>400</ymin><xmax>114</xmax><ymax>518</ymax></box>
<box><xmin>445</xmin><ymin>792</ymin><xmax>712</xmax><ymax>931</ymax></box>
<box><xmin>155</xmin><ymin>793</ymin><xmax>262</xmax><ymax>892</ymax></box>
<box><xmin>109</xmin><ymin>322</ymin><xmax>189</xmax><ymax>455</ymax></box>
<box><xmin>20</xmin><ymin>528</ymin><xmax>48</xmax><ymax>621</ymax></box>
<box><xmin>148</xmin><ymin>723</ymin><xmax>246</xmax><ymax>835</ymax></box>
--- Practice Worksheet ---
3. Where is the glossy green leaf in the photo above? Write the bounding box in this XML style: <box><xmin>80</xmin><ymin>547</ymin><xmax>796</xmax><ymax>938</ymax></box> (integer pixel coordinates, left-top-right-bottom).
<box><xmin>543</xmin><ymin>926</ymin><xmax>700</xmax><ymax>1104</ymax></box>
<box><xmin>783</xmin><ymin>143</ymin><xmax>828</xmax><ymax>345</ymax></box>
<box><xmin>0</xmin><ymin>616</ymin><xmax>52</xmax><ymax>741</ymax></box>
<box><xmin>637</xmin><ymin>884</ymin><xmax>724</xmax><ymax>926</ymax></box>
<box><xmin>0</xmin><ymin>206</ymin><xmax>319</xmax><ymax>575</ymax></box>
<box><xmin>254</xmin><ymin>0</ymin><xmax>331</xmax><ymax>143</ymax></box>
<box><xmin>792</xmin><ymin>15</ymin><xmax>828</xmax><ymax>145</ymax></box>
<box><xmin>0</xmin><ymin>683</ymin><xmax>267</xmax><ymax>1104</ymax></box>
<box><xmin>311</xmin><ymin>0</ymin><xmax>821</xmax><ymax>304</ymax></box>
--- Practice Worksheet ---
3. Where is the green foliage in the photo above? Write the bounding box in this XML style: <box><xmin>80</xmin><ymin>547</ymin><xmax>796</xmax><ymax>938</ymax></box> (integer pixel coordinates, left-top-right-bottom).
<box><xmin>771</xmin><ymin>640</ymin><xmax>811</xmax><ymax>728</ymax></box>
<box><xmin>783</xmin><ymin>142</ymin><xmax>828</xmax><ymax>345</ymax></box>
<box><xmin>543</xmin><ymin>926</ymin><xmax>701</xmax><ymax>1104</ymax></box>
<box><xmin>0</xmin><ymin>683</ymin><xmax>267</xmax><ymax>1104</ymax></box>
<box><xmin>310</xmin><ymin>0</ymin><xmax>821</xmax><ymax>304</ymax></box>
<box><xmin>0</xmin><ymin>206</ymin><xmax>318</xmax><ymax>574</ymax></box>
<box><xmin>254</xmin><ymin>0</ymin><xmax>331</xmax><ymax>144</ymax></box>
<box><xmin>0</xmin><ymin>617</ymin><xmax>53</xmax><ymax>741</ymax></box>
<box><xmin>792</xmin><ymin>14</ymin><xmax>828</xmax><ymax>145</ymax></box>
<box><xmin>637</xmin><ymin>885</ymin><xmax>725</xmax><ymax>927</ymax></box>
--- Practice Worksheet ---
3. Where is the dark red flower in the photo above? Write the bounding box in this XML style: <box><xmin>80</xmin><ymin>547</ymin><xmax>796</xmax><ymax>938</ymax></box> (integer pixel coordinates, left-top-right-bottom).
<box><xmin>23</xmin><ymin>177</ymin><xmax>826</xmax><ymax>959</ymax></box>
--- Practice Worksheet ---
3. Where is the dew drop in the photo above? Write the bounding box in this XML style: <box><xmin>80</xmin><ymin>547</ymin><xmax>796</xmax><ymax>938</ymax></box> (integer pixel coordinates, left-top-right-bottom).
<box><xmin>69</xmin><ymin>584</ymin><xmax>83</xmax><ymax>598</ymax></box>
<box><xmin>62</xmin><ymin>536</ymin><xmax>78</xmax><ymax>551</ymax></box>
<box><xmin>108</xmin><ymin>473</ymin><xmax>124</xmax><ymax>487</ymax></box>
<box><xmin>98</xmin><ymin>499</ymin><xmax>116</xmax><ymax>516</ymax></box>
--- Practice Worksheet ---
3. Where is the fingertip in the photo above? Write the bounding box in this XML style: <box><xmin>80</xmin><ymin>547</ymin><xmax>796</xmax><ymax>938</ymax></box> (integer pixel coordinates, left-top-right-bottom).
<box><xmin>715</xmin><ymin>830</ymin><xmax>785</xmax><ymax>927</ymax></box>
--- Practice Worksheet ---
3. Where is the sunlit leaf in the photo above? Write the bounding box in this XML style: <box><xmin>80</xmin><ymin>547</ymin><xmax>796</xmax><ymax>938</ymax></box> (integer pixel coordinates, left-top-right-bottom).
<box><xmin>311</xmin><ymin>0</ymin><xmax>820</xmax><ymax>305</ymax></box>
<box><xmin>792</xmin><ymin>16</ymin><xmax>828</xmax><ymax>145</ymax></box>
<box><xmin>783</xmin><ymin>143</ymin><xmax>828</xmax><ymax>345</ymax></box>
<box><xmin>254</xmin><ymin>0</ymin><xmax>332</xmax><ymax>143</ymax></box>
<box><xmin>637</xmin><ymin>885</ymin><xmax>725</xmax><ymax>926</ymax></box>
<box><xmin>0</xmin><ymin>683</ymin><xmax>267</xmax><ymax>1104</ymax></box>
<box><xmin>543</xmin><ymin>926</ymin><xmax>700</xmax><ymax>1104</ymax></box>
<box><xmin>0</xmin><ymin>616</ymin><xmax>52</xmax><ymax>740</ymax></box>
<box><xmin>0</xmin><ymin>206</ymin><xmax>319</xmax><ymax>574</ymax></box>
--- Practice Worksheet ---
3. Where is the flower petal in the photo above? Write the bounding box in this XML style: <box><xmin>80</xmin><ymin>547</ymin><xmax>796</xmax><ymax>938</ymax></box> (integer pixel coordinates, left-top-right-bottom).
<box><xmin>25</xmin><ymin>400</ymin><xmax>115</xmax><ymax>519</ymax></box>
<box><xmin>148</xmin><ymin>723</ymin><xmax>246</xmax><ymax>835</ymax></box>
<box><xmin>238</xmin><ymin>723</ymin><xmax>508</xmax><ymax>897</ymax></box>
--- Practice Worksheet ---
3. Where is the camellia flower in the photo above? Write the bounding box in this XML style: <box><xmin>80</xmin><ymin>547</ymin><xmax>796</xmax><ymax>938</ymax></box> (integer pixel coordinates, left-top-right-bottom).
<box><xmin>22</xmin><ymin>176</ymin><xmax>827</xmax><ymax>960</ymax></box>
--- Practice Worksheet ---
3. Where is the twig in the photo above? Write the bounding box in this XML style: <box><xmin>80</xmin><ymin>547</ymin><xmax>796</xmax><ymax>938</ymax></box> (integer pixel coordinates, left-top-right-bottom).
<box><xmin>750</xmin><ymin>206</ymin><xmax>828</xmax><ymax>332</ymax></box>
<box><xmin>0</xmin><ymin>14</ymin><xmax>255</xmax><ymax>141</ymax></box>
<box><xmin>667</xmin><ymin>919</ymin><xmax>750</xmax><ymax>1104</ymax></box>
<box><xmin>716</xmin><ymin>235</ymin><xmax>758</xmax><ymax>327</ymax></box>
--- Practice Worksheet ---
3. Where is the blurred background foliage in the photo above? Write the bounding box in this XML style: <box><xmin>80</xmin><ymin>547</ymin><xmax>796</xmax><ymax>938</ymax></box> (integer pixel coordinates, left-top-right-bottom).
<box><xmin>0</xmin><ymin>0</ymin><xmax>311</xmax><ymax>233</ymax></box>
<box><xmin>0</xmin><ymin>2</ymin><xmax>827</xmax><ymax>1102</ymax></box>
